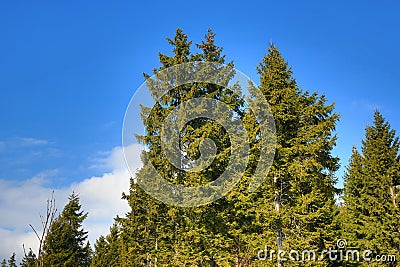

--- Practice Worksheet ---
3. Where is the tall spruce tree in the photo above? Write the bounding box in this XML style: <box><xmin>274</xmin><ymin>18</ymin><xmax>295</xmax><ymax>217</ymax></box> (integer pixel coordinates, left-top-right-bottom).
<box><xmin>342</xmin><ymin>111</ymin><xmax>400</xmax><ymax>266</ymax></box>
<box><xmin>1</xmin><ymin>259</ymin><xmax>6</xmax><ymax>267</ymax></box>
<box><xmin>42</xmin><ymin>192</ymin><xmax>91</xmax><ymax>267</ymax></box>
<box><xmin>118</xmin><ymin>28</ymin><xmax>250</xmax><ymax>266</ymax></box>
<box><xmin>119</xmin><ymin>29</ymin><xmax>196</xmax><ymax>266</ymax></box>
<box><xmin>255</xmin><ymin>44</ymin><xmax>340</xmax><ymax>266</ymax></box>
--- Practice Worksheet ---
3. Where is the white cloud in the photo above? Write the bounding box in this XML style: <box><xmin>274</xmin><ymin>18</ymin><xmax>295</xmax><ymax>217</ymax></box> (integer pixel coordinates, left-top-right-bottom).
<box><xmin>20</xmin><ymin>137</ymin><xmax>51</xmax><ymax>146</ymax></box>
<box><xmin>0</xmin><ymin>137</ymin><xmax>51</xmax><ymax>155</ymax></box>
<box><xmin>0</xmin><ymin>144</ymin><xmax>144</xmax><ymax>263</ymax></box>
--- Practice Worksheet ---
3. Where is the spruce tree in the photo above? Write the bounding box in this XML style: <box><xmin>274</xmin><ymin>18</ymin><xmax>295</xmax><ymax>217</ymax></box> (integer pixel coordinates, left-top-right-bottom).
<box><xmin>91</xmin><ymin>223</ymin><xmax>121</xmax><ymax>267</ymax></box>
<box><xmin>8</xmin><ymin>253</ymin><xmax>16</xmax><ymax>267</ymax></box>
<box><xmin>42</xmin><ymin>192</ymin><xmax>91</xmax><ymax>267</ymax></box>
<box><xmin>255</xmin><ymin>44</ymin><xmax>340</xmax><ymax>266</ymax></box>
<box><xmin>120</xmin><ymin>28</ymin><xmax>248</xmax><ymax>266</ymax></box>
<box><xmin>119</xmin><ymin>28</ymin><xmax>197</xmax><ymax>266</ymax></box>
<box><xmin>20</xmin><ymin>249</ymin><xmax>37</xmax><ymax>267</ymax></box>
<box><xmin>342</xmin><ymin>111</ymin><xmax>400</xmax><ymax>266</ymax></box>
<box><xmin>90</xmin><ymin>236</ymin><xmax>108</xmax><ymax>267</ymax></box>
<box><xmin>1</xmin><ymin>259</ymin><xmax>6</xmax><ymax>267</ymax></box>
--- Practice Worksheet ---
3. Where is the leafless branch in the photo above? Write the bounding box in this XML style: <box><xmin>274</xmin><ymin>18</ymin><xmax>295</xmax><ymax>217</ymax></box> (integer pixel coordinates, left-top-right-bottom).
<box><xmin>27</xmin><ymin>190</ymin><xmax>57</xmax><ymax>267</ymax></box>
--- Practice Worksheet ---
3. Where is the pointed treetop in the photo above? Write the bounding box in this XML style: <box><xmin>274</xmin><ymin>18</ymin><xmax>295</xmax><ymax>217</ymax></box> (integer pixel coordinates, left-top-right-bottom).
<box><xmin>257</xmin><ymin>43</ymin><xmax>296</xmax><ymax>89</ymax></box>
<box><xmin>196</xmin><ymin>28</ymin><xmax>225</xmax><ymax>63</ymax></box>
<box><xmin>362</xmin><ymin>110</ymin><xmax>399</xmax><ymax>156</ymax></box>
<box><xmin>164</xmin><ymin>28</ymin><xmax>192</xmax><ymax>63</ymax></box>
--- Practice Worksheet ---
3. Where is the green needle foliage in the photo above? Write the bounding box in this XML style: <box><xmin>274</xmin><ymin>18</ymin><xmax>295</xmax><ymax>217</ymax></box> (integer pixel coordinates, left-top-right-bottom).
<box><xmin>7</xmin><ymin>253</ymin><xmax>16</xmax><ymax>267</ymax></box>
<box><xmin>90</xmin><ymin>28</ymin><xmax>343</xmax><ymax>267</ymax></box>
<box><xmin>253</xmin><ymin>44</ymin><xmax>340</xmax><ymax>266</ymax></box>
<box><xmin>20</xmin><ymin>249</ymin><xmax>37</xmax><ymax>267</ymax></box>
<box><xmin>91</xmin><ymin>223</ymin><xmax>122</xmax><ymax>267</ymax></box>
<box><xmin>342</xmin><ymin>111</ymin><xmax>400</xmax><ymax>266</ymax></box>
<box><xmin>42</xmin><ymin>192</ymin><xmax>91</xmax><ymax>267</ymax></box>
<box><xmin>118</xmin><ymin>28</ymin><xmax>246</xmax><ymax>266</ymax></box>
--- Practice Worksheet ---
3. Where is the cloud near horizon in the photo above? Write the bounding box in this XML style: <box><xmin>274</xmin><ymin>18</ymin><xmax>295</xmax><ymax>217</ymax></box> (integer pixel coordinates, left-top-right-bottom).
<box><xmin>0</xmin><ymin>144</ymin><xmax>143</xmax><ymax>262</ymax></box>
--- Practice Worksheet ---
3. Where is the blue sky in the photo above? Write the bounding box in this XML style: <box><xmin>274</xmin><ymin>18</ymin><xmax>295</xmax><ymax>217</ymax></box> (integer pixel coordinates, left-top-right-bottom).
<box><xmin>1</xmin><ymin>0</ymin><xmax>400</xmax><ymax>260</ymax></box>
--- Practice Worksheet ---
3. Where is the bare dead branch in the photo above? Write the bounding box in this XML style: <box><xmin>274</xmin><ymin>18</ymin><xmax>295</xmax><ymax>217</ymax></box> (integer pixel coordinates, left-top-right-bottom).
<box><xmin>27</xmin><ymin>190</ymin><xmax>57</xmax><ymax>267</ymax></box>
<box><xmin>29</xmin><ymin>224</ymin><xmax>40</xmax><ymax>241</ymax></box>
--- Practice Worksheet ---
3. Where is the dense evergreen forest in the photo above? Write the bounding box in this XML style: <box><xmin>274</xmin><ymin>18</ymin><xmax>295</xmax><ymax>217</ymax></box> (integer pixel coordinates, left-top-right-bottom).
<box><xmin>3</xmin><ymin>29</ymin><xmax>399</xmax><ymax>266</ymax></box>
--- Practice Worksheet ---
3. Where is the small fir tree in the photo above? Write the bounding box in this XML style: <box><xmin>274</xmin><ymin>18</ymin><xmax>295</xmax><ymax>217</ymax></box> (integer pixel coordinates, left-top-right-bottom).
<box><xmin>42</xmin><ymin>192</ymin><xmax>91</xmax><ymax>267</ymax></box>
<box><xmin>20</xmin><ymin>249</ymin><xmax>37</xmax><ymax>267</ymax></box>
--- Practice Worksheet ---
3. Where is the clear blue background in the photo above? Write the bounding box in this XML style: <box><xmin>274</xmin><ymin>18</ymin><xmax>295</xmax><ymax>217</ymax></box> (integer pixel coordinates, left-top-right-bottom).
<box><xmin>1</xmin><ymin>0</ymin><xmax>400</xmax><ymax>188</ymax></box>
